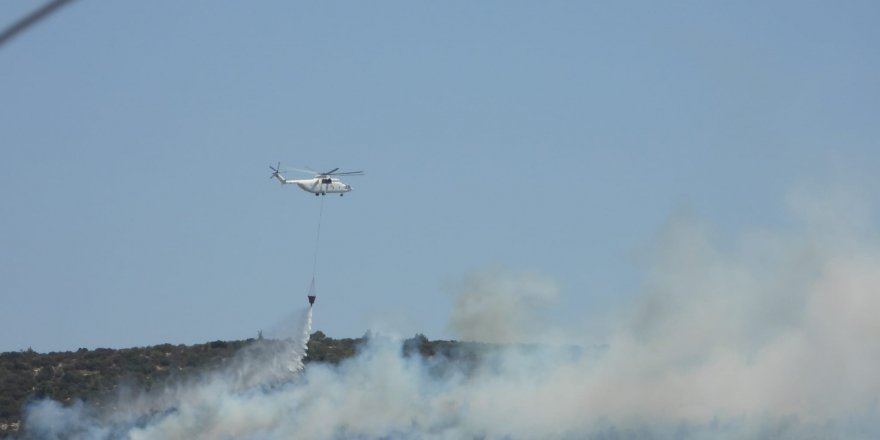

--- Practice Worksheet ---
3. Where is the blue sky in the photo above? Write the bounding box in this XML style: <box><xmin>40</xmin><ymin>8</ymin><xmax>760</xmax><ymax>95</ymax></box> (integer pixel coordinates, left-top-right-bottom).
<box><xmin>2</xmin><ymin>1</ymin><xmax>878</xmax><ymax>352</ymax></box>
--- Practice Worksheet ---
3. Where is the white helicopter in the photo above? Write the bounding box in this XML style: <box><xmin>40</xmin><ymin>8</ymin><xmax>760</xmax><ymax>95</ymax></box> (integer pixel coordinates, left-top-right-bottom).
<box><xmin>270</xmin><ymin>163</ymin><xmax>363</xmax><ymax>196</ymax></box>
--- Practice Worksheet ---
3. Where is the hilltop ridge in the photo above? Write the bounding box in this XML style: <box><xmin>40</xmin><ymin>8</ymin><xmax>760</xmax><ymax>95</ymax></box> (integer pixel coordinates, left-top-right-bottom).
<box><xmin>0</xmin><ymin>331</ymin><xmax>365</xmax><ymax>435</ymax></box>
<box><xmin>1</xmin><ymin>332</ymin><xmax>538</xmax><ymax>436</ymax></box>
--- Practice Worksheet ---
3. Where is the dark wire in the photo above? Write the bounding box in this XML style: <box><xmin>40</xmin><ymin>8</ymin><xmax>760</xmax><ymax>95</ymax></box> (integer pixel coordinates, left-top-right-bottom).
<box><xmin>0</xmin><ymin>0</ymin><xmax>77</xmax><ymax>49</ymax></box>
<box><xmin>311</xmin><ymin>195</ymin><xmax>325</xmax><ymax>289</ymax></box>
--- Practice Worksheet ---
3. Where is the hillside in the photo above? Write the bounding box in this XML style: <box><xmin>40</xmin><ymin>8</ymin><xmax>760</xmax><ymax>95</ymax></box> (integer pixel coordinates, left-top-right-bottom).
<box><xmin>0</xmin><ymin>332</ymin><xmax>509</xmax><ymax>436</ymax></box>
<box><xmin>0</xmin><ymin>331</ymin><xmax>368</xmax><ymax>435</ymax></box>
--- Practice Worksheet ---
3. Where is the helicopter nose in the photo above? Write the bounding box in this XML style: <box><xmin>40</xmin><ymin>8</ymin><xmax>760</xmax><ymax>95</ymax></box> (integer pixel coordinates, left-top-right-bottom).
<box><xmin>345</xmin><ymin>184</ymin><xmax>352</xmax><ymax>191</ymax></box>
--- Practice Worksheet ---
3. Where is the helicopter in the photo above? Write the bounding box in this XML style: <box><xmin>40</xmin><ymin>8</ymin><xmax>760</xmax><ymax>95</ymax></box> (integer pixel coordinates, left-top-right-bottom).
<box><xmin>270</xmin><ymin>163</ymin><xmax>363</xmax><ymax>196</ymax></box>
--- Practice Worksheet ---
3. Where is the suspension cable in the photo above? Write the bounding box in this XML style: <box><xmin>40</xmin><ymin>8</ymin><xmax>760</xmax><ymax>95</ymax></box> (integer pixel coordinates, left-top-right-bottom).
<box><xmin>309</xmin><ymin>196</ymin><xmax>325</xmax><ymax>295</ymax></box>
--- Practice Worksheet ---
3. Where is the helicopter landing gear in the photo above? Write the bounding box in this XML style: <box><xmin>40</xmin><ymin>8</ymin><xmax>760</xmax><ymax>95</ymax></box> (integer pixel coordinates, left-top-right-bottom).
<box><xmin>340</xmin><ymin>193</ymin><xmax>344</xmax><ymax>197</ymax></box>
<box><xmin>315</xmin><ymin>193</ymin><xmax>319</xmax><ymax>197</ymax></box>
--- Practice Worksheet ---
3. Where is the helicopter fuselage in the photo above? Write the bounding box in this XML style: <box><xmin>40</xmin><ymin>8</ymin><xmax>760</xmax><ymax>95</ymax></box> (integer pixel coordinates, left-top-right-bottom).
<box><xmin>270</xmin><ymin>164</ymin><xmax>361</xmax><ymax>196</ymax></box>
<box><xmin>290</xmin><ymin>177</ymin><xmax>352</xmax><ymax>195</ymax></box>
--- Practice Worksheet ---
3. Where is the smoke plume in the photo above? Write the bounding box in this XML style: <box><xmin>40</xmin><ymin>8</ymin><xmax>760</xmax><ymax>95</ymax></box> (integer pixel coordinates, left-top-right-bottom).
<box><xmin>17</xmin><ymin>191</ymin><xmax>880</xmax><ymax>439</ymax></box>
<box><xmin>448</xmin><ymin>269</ymin><xmax>558</xmax><ymax>344</ymax></box>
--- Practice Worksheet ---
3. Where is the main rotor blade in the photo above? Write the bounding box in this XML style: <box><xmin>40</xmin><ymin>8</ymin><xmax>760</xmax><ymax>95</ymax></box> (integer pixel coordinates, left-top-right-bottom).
<box><xmin>0</xmin><ymin>0</ymin><xmax>77</xmax><ymax>49</ymax></box>
<box><xmin>321</xmin><ymin>168</ymin><xmax>340</xmax><ymax>175</ymax></box>
<box><xmin>331</xmin><ymin>171</ymin><xmax>364</xmax><ymax>176</ymax></box>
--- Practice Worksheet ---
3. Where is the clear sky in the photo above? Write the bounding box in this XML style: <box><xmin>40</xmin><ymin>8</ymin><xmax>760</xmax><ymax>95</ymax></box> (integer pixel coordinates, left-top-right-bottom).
<box><xmin>1</xmin><ymin>1</ymin><xmax>878</xmax><ymax>352</ymax></box>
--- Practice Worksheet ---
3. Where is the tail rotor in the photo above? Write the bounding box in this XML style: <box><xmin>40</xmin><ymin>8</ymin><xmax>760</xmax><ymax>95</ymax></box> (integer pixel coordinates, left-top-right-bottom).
<box><xmin>269</xmin><ymin>162</ymin><xmax>282</xmax><ymax>179</ymax></box>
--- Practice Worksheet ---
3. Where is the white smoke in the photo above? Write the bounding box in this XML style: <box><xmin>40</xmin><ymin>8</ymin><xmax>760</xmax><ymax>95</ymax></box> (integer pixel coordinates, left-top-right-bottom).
<box><xmin>21</xmin><ymin>307</ymin><xmax>314</xmax><ymax>440</ymax></box>
<box><xmin>447</xmin><ymin>268</ymin><xmax>559</xmax><ymax>344</ymax></box>
<box><xmin>18</xmin><ymin>191</ymin><xmax>880</xmax><ymax>439</ymax></box>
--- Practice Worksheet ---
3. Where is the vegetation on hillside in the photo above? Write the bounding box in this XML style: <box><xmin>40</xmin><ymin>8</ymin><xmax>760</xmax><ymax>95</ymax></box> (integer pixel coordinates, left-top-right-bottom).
<box><xmin>0</xmin><ymin>331</ymin><xmax>360</xmax><ymax>435</ymax></box>
<box><xmin>0</xmin><ymin>332</ymin><xmax>596</xmax><ymax>436</ymax></box>
<box><xmin>0</xmin><ymin>332</ymin><xmax>470</xmax><ymax>435</ymax></box>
